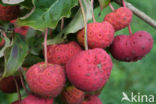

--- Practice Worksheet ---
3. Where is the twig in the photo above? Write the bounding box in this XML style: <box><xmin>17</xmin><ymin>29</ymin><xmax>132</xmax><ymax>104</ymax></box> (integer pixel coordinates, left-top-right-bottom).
<box><xmin>79</xmin><ymin>0</ymin><xmax>88</xmax><ymax>50</ymax></box>
<box><xmin>91</xmin><ymin>0</ymin><xmax>96</xmax><ymax>22</ymax></box>
<box><xmin>114</xmin><ymin>0</ymin><xmax>156</xmax><ymax>29</ymax></box>
<box><xmin>13</xmin><ymin>77</ymin><xmax>22</xmax><ymax>104</ymax></box>
<box><xmin>44</xmin><ymin>29</ymin><xmax>48</xmax><ymax>65</ymax></box>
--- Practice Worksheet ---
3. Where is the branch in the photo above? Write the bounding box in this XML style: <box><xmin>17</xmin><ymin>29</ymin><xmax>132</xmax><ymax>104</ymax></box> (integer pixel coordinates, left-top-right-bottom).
<box><xmin>114</xmin><ymin>0</ymin><xmax>156</xmax><ymax>29</ymax></box>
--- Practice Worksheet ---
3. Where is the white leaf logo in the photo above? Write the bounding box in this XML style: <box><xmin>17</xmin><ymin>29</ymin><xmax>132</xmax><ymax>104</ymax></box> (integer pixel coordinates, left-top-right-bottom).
<box><xmin>121</xmin><ymin>92</ymin><xmax>131</xmax><ymax>102</ymax></box>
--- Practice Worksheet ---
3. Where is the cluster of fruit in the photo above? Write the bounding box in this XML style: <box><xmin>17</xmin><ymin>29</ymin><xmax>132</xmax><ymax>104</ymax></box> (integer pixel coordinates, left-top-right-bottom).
<box><xmin>0</xmin><ymin>2</ymin><xmax>154</xmax><ymax>104</ymax></box>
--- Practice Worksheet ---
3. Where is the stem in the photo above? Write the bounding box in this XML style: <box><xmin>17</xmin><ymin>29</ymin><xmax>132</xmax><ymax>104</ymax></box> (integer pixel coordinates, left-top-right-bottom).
<box><xmin>44</xmin><ymin>29</ymin><xmax>48</xmax><ymax>65</ymax></box>
<box><xmin>61</xmin><ymin>18</ymin><xmax>64</xmax><ymax>31</ymax></box>
<box><xmin>109</xmin><ymin>3</ymin><xmax>115</xmax><ymax>11</ymax></box>
<box><xmin>122</xmin><ymin>0</ymin><xmax>126</xmax><ymax>7</ymax></box>
<box><xmin>13</xmin><ymin>77</ymin><xmax>22</xmax><ymax>104</ymax></box>
<box><xmin>19</xmin><ymin>70</ymin><xmax>29</xmax><ymax>94</ymax></box>
<box><xmin>79</xmin><ymin>0</ymin><xmax>88</xmax><ymax>50</ymax></box>
<box><xmin>91</xmin><ymin>0</ymin><xmax>96</xmax><ymax>22</ymax></box>
<box><xmin>128</xmin><ymin>24</ymin><xmax>133</xmax><ymax>35</ymax></box>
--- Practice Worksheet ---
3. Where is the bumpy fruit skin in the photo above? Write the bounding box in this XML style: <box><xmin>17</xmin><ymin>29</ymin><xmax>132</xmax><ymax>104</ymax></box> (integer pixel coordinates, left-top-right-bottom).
<box><xmin>47</xmin><ymin>41</ymin><xmax>82</xmax><ymax>65</ymax></box>
<box><xmin>0</xmin><ymin>76</ymin><xmax>22</xmax><ymax>93</ymax></box>
<box><xmin>77</xmin><ymin>22</ymin><xmax>115</xmax><ymax>49</ymax></box>
<box><xmin>12</xmin><ymin>94</ymin><xmax>53</xmax><ymax>104</ymax></box>
<box><xmin>26</xmin><ymin>62</ymin><xmax>66</xmax><ymax>98</ymax></box>
<box><xmin>104</xmin><ymin>7</ymin><xmax>133</xmax><ymax>31</ymax></box>
<box><xmin>62</xmin><ymin>86</ymin><xmax>85</xmax><ymax>104</ymax></box>
<box><xmin>10</xmin><ymin>20</ymin><xmax>29</xmax><ymax>36</ymax></box>
<box><xmin>0</xmin><ymin>5</ymin><xmax>20</xmax><ymax>21</ymax></box>
<box><xmin>66</xmin><ymin>48</ymin><xmax>113</xmax><ymax>92</ymax></box>
<box><xmin>81</xmin><ymin>96</ymin><xmax>102</xmax><ymax>104</ymax></box>
<box><xmin>0</xmin><ymin>38</ymin><xmax>5</xmax><ymax>47</ymax></box>
<box><xmin>110</xmin><ymin>31</ymin><xmax>153</xmax><ymax>62</ymax></box>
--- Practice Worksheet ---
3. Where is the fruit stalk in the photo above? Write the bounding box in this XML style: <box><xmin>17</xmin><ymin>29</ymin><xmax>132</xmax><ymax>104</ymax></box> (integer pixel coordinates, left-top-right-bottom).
<box><xmin>13</xmin><ymin>77</ymin><xmax>22</xmax><ymax>104</ymax></box>
<box><xmin>19</xmin><ymin>70</ymin><xmax>29</xmax><ymax>94</ymax></box>
<box><xmin>44</xmin><ymin>28</ymin><xmax>48</xmax><ymax>65</ymax></box>
<box><xmin>78</xmin><ymin>0</ymin><xmax>88</xmax><ymax>50</ymax></box>
<box><xmin>109</xmin><ymin>3</ymin><xmax>115</xmax><ymax>11</ymax></box>
<box><xmin>91</xmin><ymin>0</ymin><xmax>96</xmax><ymax>22</ymax></box>
<box><xmin>61</xmin><ymin>18</ymin><xmax>64</xmax><ymax>31</ymax></box>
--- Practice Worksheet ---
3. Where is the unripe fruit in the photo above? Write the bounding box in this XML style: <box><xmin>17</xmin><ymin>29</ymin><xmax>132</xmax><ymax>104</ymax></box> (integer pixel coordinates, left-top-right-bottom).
<box><xmin>47</xmin><ymin>41</ymin><xmax>82</xmax><ymax>65</ymax></box>
<box><xmin>26</xmin><ymin>62</ymin><xmax>66</xmax><ymax>98</ymax></box>
<box><xmin>104</xmin><ymin>7</ymin><xmax>133</xmax><ymax>31</ymax></box>
<box><xmin>81</xmin><ymin>95</ymin><xmax>102</xmax><ymax>104</ymax></box>
<box><xmin>66</xmin><ymin>48</ymin><xmax>113</xmax><ymax>92</ymax></box>
<box><xmin>62</xmin><ymin>86</ymin><xmax>85</xmax><ymax>104</ymax></box>
<box><xmin>0</xmin><ymin>5</ymin><xmax>20</xmax><ymax>21</ymax></box>
<box><xmin>12</xmin><ymin>94</ymin><xmax>53</xmax><ymax>104</ymax></box>
<box><xmin>0</xmin><ymin>76</ymin><xmax>22</xmax><ymax>93</ymax></box>
<box><xmin>77</xmin><ymin>22</ymin><xmax>115</xmax><ymax>49</ymax></box>
<box><xmin>110</xmin><ymin>31</ymin><xmax>153</xmax><ymax>61</ymax></box>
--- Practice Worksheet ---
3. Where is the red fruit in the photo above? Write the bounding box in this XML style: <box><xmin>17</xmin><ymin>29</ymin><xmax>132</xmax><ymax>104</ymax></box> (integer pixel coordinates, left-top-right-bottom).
<box><xmin>26</xmin><ymin>62</ymin><xmax>66</xmax><ymax>98</ymax></box>
<box><xmin>47</xmin><ymin>41</ymin><xmax>82</xmax><ymax>65</ymax></box>
<box><xmin>0</xmin><ymin>76</ymin><xmax>22</xmax><ymax>93</ymax></box>
<box><xmin>81</xmin><ymin>96</ymin><xmax>102</xmax><ymax>104</ymax></box>
<box><xmin>10</xmin><ymin>20</ymin><xmax>29</xmax><ymax>36</ymax></box>
<box><xmin>110</xmin><ymin>31</ymin><xmax>153</xmax><ymax>62</ymax></box>
<box><xmin>62</xmin><ymin>86</ymin><xmax>85</xmax><ymax>104</ymax></box>
<box><xmin>104</xmin><ymin>7</ymin><xmax>133</xmax><ymax>31</ymax></box>
<box><xmin>0</xmin><ymin>38</ymin><xmax>5</xmax><ymax>47</ymax></box>
<box><xmin>12</xmin><ymin>94</ymin><xmax>53</xmax><ymax>104</ymax></box>
<box><xmin>77</xmin><ymin>22</ymin><xmax>115</xmax><ymax>49</ymax></box>
<box><xmin>66</xmin><ymin>48</ymin><xmax>113</xmax><ymax>92</ymax></box>
<box><xmin>0</xmin><ymin>5</ymin><xmax>20</xmax><ymax>21</ymax></box>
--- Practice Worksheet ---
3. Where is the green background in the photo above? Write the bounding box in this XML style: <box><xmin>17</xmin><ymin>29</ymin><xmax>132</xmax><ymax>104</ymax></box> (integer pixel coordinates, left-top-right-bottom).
<box><xmin>0</xmin><ymin>0</ymin><xmax>156</xmax><ymax>104</ymax></box>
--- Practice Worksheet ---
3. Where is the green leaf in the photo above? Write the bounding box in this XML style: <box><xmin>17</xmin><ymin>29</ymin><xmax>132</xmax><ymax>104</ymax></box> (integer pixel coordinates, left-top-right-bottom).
<box><xmin>98</xmin><ymin>0</ymin><xmax>111</xmax><ymax>10</ymax></box>
<box><xmin>17</xmin><ymin>0</ymin><xmax>78</xmax><ymax>30</ymax></box>
<box><xmin>0</xmin><ymin>37</ymin><xmax>11</xmax><ymax>58</ymax></box>
<box><xmin>1</xmin><ymin>34</ymin><xmax>28</xmax><ymax>78</ymax></box>
<box><xmin>64</xmin><ymin>0</ymin><xmax>93</xmax><ymax>35</ymax></box>
<box><xmin>47</xmin><ymin>0</ymin><xmax>93</xmax><ymax>45</ymax></box>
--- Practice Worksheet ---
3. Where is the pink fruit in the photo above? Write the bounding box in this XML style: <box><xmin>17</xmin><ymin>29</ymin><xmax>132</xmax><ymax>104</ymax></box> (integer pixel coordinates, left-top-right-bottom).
<box><xmin>10</xmin><ymin>20</ymin><xmax>29</xmax><ymax>36</ymax></box>
<box><xmin>0</xmin><ymin>5</ymin><xmax>20</xmax><ymax>21</ymax></box>
<box><xmin>0</xmin><ymin>38</ymin><xmax>5</xmax><ymax>47</ymax></box>
<box><xmin>104</xmin><ymin>7</ymin><xmax>133</xmax><ymax>31</ymax></box>
<box><xmin>12</xmin><ymin>94</ymin><xmax>53</xmax><ymax>104</ymax></box>
<box><xmin>77</xmin><ymin>22</ymin><xmax>115</xmax><ymax>49</ymax></box>
<box><xmin>66</xmin><ymin>48</ymin><xmax>113</xmax><ymax>92</ymax></box>
<box><xmin>26</xmin><ymin>62</ymin><xmax>66</xmax><ymax>98</ymax></box>
<box><xmin>110</xmin><ymin>31</ymin><xmax>153</xmax><ymax>61</ymax></box>
<box><xmin>47</xmin><ymin>41</ymin><xmax>82</xmax><ymax>65</ymax></box>
<box><xmin>62</xmin><ymin>86</ymin><xmax>85</xmax><ymax>104</ymax></box>
<box><xmin>81</xmin><ymin>96</ymin><xmax>102</xmax><ymax>104</ymax></box>
<box><xmin>0</xmin><ymin>76</ymin><xmax>22</xmax><ymax>93</ymax></box>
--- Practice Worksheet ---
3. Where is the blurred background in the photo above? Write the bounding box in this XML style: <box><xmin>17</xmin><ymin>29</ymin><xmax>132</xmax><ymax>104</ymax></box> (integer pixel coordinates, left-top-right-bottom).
<box><xmin>0</xmin><ymin>0</ymin><xmax>156</xmax><ymax>104</ymax></box>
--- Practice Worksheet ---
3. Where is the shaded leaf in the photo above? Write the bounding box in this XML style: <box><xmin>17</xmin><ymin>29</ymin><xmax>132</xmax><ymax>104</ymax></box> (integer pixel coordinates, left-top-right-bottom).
<box><xmin>1</xmin><ymin>34</ymin><xmax>28</xmax><ymax>78</ymax></box>
<box><xmin>98</xmin><ymin>0</ymin><xmax>111</xmax><ymax>10</ymax></box>
<box><xmin>17</xmin><ymin>0</ymin><xmax>78</xmax><ymax>30</ymax></box>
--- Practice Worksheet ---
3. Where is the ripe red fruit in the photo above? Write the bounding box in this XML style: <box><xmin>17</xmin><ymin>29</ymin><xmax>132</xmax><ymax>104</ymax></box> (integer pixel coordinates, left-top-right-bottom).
<box><xmin>0</xmin><ymin>38</ymin><xmax>5</xmax><ymax>47</ymax></box>
<box><xmin>10</xmin><ymin>20</ymin><xmax>29</xmax><ymax>36</ymax></box>
<box><xmin>0</xmin><ymin>5</ymin><xmax>20</xmax><ymax>21</ymax></box>
<box><xmin>62</xmin><ymin>86</ymin><xmax>85</xmax><ymax>104</ymax></box>
<box><xmin>0</xmin><ymin>76</ymin><xmax>22</xmax><ymax>93</ymax></box>
<box><xmin>47</xmin><ymin>41</ymin><xmax>82</xmax><ymax>65</ymax></box>
<box><xmin>110</xmin><ymin>31</ymin><xmax>153</xmax><ymax>62</ymax></box>
<box><xmin>26</xmin><ymin>62</ymin><xmax>66</xmax><ymax>98</ymax></box>
<box><xmin>66</xmin><ymin>48</ymin><xmax>113</xmax><ymax>92</ymax></box>
<box><xmin>77</xmin><ymin>22</ymin><xmax>115</xmax><ymax>49</ymax></box>
<box><xmin>104</xmin><ymin>7</ymin><xmax>133</xmax><ymax>31</ymax></box>
<box><xmin>12</xmin><ymin>94</ymin><xmax>53</xmax><ymax>104</ymax></box>
<box><xmin>81</xmin><ymin>96</ymin><xmax>102</xmax><ymax>104</ymax></box>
